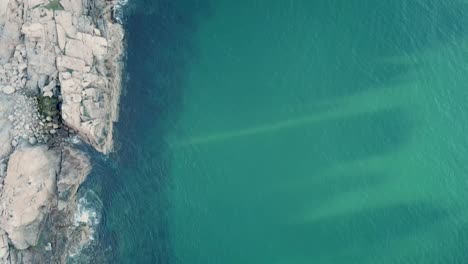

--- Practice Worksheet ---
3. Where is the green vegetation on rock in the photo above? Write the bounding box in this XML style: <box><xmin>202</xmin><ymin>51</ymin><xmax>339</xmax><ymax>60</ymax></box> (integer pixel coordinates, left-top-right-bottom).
<box><xmin>42</xmin><ymin>0</ymin><xmax>64</xmax><ymax>11</ymax></box>
<box><xmin>37</xmin><ymin>96</ymin><xmax>59</xmax><ymax>117</ymax></box>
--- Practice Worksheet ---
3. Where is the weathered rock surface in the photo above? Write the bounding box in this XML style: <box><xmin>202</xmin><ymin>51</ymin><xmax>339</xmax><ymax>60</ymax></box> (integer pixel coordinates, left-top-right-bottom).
<box><xmin>0</xmin><ymin>96</ymin><xmax>14</xmax><ymax>160</ymax></box>
<box><xmin>57</xmin><ymin>147</ymin><xmax>90</xmax><ymax>210</ymax></box>
<box><xmin>0</xmin><ymin>146</ymin><xmax>92</xmax><ymax>264</ymax></box>
<box><xmin>0</xmin><ymin>0</ymin><xmax>10</xmax><ymax>27</ymax></box>
<box><xmin>0</xmin><ymin>0</ymin><xmax>124</xmax><ymax>262</ymax></box>
<box><xmin>0</xmin><ymin>0</ymin><xmax>123</xmax><ymax>154</ymax></box>
<box><xmin>0</xmin><ymin>0</ymin><xmax>23</xmax><ymax>63</ymax></box>
<box><xmin>0</xmin><ymin>145</ymin><xmax>60</xmax><ymax>250</ymax></box>
<box><xmin>0</xmin><ymin>230</ymin><xmax>9</xmax><ymax>262</ymax></box>
<box><xmin>59</xmin><ymin>27</ymin><xmax>123</xmax><ymax>154</ymax></box>
<box><xmin>49</xmin><ymin>147</ymin><xmax>92</xmax><ymax>263</ymax></box>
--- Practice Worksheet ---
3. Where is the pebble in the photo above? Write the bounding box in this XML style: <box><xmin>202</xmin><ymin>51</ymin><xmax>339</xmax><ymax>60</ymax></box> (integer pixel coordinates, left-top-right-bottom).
<box><xmin>49</xmin><ymin>129</ymin><xmax>56</xmax><ymax>134</ymax></box>
<box><xmin>28</xmin><ymin>136</ymin><xmax>37</xmax><ymax>145</ymax></box>
<box><xmin>2</xmin><ymin>86</ymin><xmax>15</xmax><ymax>95</ymax></box>
<box><xmin>43</xmin><ymin>91</ymin><xmax>53</xmax><ymax>97</ymax></box>
<box><xmin>45</xmin><ymin>242</ymin><xmax>52</xmax><ymax>251</ymax></box>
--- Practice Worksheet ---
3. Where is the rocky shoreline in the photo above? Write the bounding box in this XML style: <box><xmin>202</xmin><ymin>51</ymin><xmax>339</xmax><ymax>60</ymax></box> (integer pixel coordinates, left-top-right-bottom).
<box><xmin>0</xmin><ymin>0</ymin><xmax>124</xmax><ymax>262</ymax></box>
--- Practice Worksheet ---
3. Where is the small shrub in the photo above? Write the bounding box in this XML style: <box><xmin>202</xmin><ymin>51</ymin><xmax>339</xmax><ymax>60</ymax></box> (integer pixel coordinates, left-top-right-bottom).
<box><xmin>37</xmin><ymin>96</ymin><xmax>59</xmax><ymax>117</ymax></box>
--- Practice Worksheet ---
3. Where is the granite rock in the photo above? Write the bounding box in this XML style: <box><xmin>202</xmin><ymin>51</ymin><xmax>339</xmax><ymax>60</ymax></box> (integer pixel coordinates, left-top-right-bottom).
<box><xmin>0</xmin><ymin>145</ymin><xmax>60</xmax><ymax>250</ymax></box>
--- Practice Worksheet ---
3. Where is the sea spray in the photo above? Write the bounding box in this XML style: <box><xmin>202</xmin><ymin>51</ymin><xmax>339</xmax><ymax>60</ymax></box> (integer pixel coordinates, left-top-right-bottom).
<box><xmin>114</xmin><ymin>0</ymin><xmax>129</xmax><ymax>24</ymax></box>
<box><xmin>74</xmin><ymin>191</ymin><xmax>103</xmax><ymax>239</ymax></box>
<box><xmin>67</xmin><ymin>190</ymin><xmax>105</xmax><ymax>262</ymax></box>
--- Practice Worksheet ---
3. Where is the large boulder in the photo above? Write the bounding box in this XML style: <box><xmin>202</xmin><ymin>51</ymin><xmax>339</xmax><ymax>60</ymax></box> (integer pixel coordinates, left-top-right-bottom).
<box><xmin>65</xmin><ymin>38</ymin><xmax>94</xmax><ymax>66</ymax></box>
<box><xmin>21</xmin><ymin>23</ymin><xmax>45</xmax><ymax>41</ymax></box>
<box><xmin>0</xmin><ymin>0</ymin><xmax>9</xmax><ymax>28</ymax></box>
<box><xmin>0</xmin><ymin>95</ymin><xmax>13</xmax><ymax>159</ymax></box>
<box><xmin>56</xmin><ymin>56</ymin><xmax>86</xmax><ymax>72</ymax></box>
<box><xmin>78</xmin><ymin>32</ymin><xmax>108</xmax><ymax>60</ymax></box>
<box><xmin>0</xmin><ymin>0</ymin><xmax>23</xmax><ymax>63</ymax></box>
<box><xmin>57</xmin><ymin>147</ymin><xmax>91</xmax><ymax>210</ymax></box>
<box><xmin>0</xmin><ymin>145</ymin><xmax>60</xmax><ymax>250</ymax></box>
<box><xmin>54</xmin><ymin>11</ymin><xmax>76</xmax><ymax>39</ymax></box>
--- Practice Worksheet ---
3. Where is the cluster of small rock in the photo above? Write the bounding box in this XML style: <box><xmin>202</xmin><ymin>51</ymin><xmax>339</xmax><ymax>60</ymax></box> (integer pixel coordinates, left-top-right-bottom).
<box><xmin>7</xmin><ymin>95</ymin><xmax>62</xmax><ymax>147</ymax></box>
<box><xmin>0</xmin><ymin>45</ymin><xmax>28</xmax><ymax>95</ymax></box>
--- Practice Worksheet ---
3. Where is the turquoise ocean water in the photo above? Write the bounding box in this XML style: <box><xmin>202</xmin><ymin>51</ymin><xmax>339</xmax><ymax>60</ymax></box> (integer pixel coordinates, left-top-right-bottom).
<box><xmin>79</xmin><ymin>1</ymin><xmax>468</xmax><ymax>263</ymax></box>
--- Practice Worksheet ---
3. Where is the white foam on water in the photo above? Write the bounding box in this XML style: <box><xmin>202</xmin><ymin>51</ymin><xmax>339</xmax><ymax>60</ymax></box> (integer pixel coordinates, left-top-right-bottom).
<box><xmin>73</xmin><ymin>190</ymin><xmax>103</xmax><ymax>246</ymax></box>
<box><xmin>67</xmin><ymin>190</ymin><xmax>104</xmax><ymax>262</ymax></box>
<box><xmin>65</xmin><ymin>135</ymin><xmax>82</xmax><ymax>144</ymax></box>
<box><xmin>114</xmin><ymin>0</ymin><xmax>129</xmax><ymax>24</ymax></box>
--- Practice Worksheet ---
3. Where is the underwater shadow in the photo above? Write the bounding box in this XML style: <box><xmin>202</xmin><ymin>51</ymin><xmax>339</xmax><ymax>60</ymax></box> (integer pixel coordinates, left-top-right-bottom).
<box><xmin>284</xmin><ymin>202</ymin><xmax>452</xmax><ymax>263</ymax></box>
<box><xmin>301</xmin><ymin>0</ymin><xmax>468</xmax><ymax>102</ymax></box>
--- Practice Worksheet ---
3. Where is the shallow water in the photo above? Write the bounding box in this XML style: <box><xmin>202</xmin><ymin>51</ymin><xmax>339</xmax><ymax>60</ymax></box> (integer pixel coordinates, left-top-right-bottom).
<box><xmin>84</xmin><ymin>0</ymin><xmax>468</xmax><ymax>263</ymax></box>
